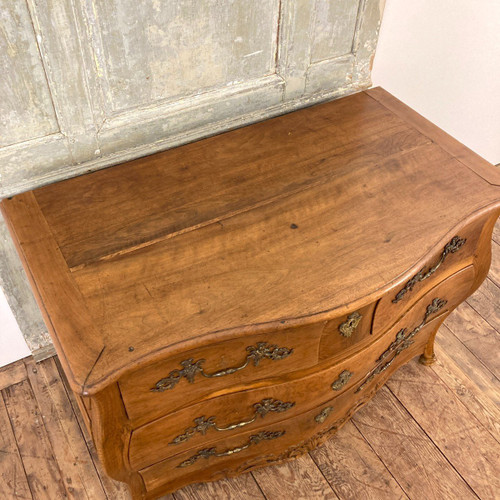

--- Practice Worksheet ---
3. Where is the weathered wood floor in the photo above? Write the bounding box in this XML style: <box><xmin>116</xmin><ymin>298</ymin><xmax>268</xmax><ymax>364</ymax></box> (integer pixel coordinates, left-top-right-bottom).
<box><xmin>1</xmin><ymin>219</ymin><xmax>499</xmax><ymax>500</ymax></box>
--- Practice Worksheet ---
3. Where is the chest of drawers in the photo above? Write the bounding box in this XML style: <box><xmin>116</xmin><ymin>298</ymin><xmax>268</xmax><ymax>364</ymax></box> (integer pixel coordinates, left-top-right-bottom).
<box><xmin>2</xmin><ymin>87</ymin><xmax>499</xmax><ymax>499</ymax></box>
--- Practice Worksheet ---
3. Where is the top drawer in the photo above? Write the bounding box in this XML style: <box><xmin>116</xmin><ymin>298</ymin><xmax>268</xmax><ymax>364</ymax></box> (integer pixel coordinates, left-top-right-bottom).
<box><xmin>119</xmin><ymin>303</ymin><xmax>376</xmax><ymax>424</ymax></box>
<box><xmin>119</xmin><ymin>322</ymin><xmax>323</xmax><ymax>423</ymax></box>
<box><xmin>373</xmin><ymin>216</ymin><xmax>485</xmax><ymax>335</ymax></box>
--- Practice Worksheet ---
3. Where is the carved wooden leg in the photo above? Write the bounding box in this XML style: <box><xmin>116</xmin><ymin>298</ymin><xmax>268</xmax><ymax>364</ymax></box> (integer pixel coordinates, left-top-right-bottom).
<box><xmin>419</xmin><ymin>350</ymin><xmax>436</xmax><ymax>366</ymax></box>
<box><xmin>418</xmin><ymin>321</ymin><xmax>440</xmax><ymax>366</ymax></box>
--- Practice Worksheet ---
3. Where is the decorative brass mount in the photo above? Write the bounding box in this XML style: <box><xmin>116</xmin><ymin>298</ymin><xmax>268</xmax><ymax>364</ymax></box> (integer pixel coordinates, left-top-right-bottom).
<box><xmin>339</xmin><ymin>312</ymin><xmax>362</xmax><ymax>337</ymax></box>
<box><xmin>356</xmin><ymin>297</ymin><xmax>447</xmax><ymax>393</ymax></box>
<box><xmin>170</xmin><ymin>399</ymin><xmax>295</xmax><ymax>445</ymax></box>
<box><xmin>392</xmin><ymin>236</ymin><xmax>466</xmax><ymax>303</ymax></box>
<box><xmin>315</xmin><ymin>406</ymin><xmax>334</xmax><ymax>423</ymax></box>
<box><xmin>331</xmin><ymin>370</ymin><xmax>353</xmax><ymax>391</ymax></box>
<box><xmin>151</xmin><ymin>342</ymin><xmax>293</xmax><ymax>392</ymax></box>
<box><xmin>177</xmin><ymin>430</ymin><xmax>286</xmax><ymax>468</ymax></box>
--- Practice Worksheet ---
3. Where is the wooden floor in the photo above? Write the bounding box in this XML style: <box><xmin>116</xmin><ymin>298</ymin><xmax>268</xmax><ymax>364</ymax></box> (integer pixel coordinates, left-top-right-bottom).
<box><xmin>1</xmin><ymin>220</ymin><xmax>499</xmax><ymax>500</ymax></box>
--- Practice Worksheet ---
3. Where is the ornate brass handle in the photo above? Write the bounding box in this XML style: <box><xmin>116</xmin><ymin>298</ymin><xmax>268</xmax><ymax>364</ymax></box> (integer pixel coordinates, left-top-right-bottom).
<box><xmin>177</xmin><ymin>430</ymin><xmax>285</xmax><ymax>468</ymax></box>
<box><xmin>392</xmin><ymin>236</ymin><xmax>466</xmax><ymax>303</ymax></box>
<box><xmin>356</xmin><ymin>297</ymin><xmax>447</xmax><ymax>393</ymax></box>
<box><xmin>170</xmin><ymin>398</ymin><xmax>295</xmax><ymax>445</ymax></box>
<box><xmin>331</xmin><ymin>370</ymin><xmax>353</xmax><ymax>391</ymax></box>
<box><xmin>339</xmin><ymin>312</ymin><xmax>362</xmax><ymax>337</ymax></box>
<box><xmin>151</xmin><ymin>342</ymin><xmax>293</xmax><ymax>392</ymax></box>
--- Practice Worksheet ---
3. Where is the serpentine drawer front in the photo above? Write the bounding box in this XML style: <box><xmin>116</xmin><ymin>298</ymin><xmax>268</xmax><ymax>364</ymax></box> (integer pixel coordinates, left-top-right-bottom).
<box><xmin>139</xmin><ymin>311</ymin><xmax>446</xmax><ymax>495</ymax></box>
<box><xmin>128</xmin><ymin>264</ymin><xmax>475</xmax><ymax>470</ymax></box>
<box><xmin>120</xmin><ymin>301</ymin><xmax>376</xmax><ymax>424</ymax></box>
<box><xmin>2</xmin><ymin>88</ymin><xmax>499</xmax><ymax>499</ymax></box>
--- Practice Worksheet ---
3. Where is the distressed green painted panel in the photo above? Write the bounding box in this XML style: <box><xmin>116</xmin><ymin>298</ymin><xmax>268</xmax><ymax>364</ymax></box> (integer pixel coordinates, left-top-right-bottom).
<box><xmin>311</xmin><ymin>0</ymin><xmax>361</xmax><ymax>63</ymax></box>
<box><xmin>88</xmin><ymin>0</ymin><xmax>280</xmax><ymax>113</ymax></box>
<box><xmin>0</xmin><ymin>0</ymin><xmax>58</xmax><ymax>147</ymax></box>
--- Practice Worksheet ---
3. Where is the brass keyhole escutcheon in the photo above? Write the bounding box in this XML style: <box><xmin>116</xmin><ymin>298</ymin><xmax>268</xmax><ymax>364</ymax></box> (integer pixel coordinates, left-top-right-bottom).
<box><xmin>315</xmin><ymin>406</ymin><xmax>334</xmax><ymax>423</ymax></box>
<box><xmin>331</xmin><ymin>370</ymin><xmax>353</xmax><ymax>391</ymax></box>
<box><xmin>339</xmin><ymin>312</ymin><xmax>362</xmax><ymax>338</ymax></box>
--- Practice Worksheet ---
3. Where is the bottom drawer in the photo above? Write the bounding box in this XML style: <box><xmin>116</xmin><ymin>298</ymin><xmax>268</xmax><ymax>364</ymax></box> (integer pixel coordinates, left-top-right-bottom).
<box><xmin>139</xmin><ymin>312</ymin><xmax>445</xmax><ymax>496</ymax></box>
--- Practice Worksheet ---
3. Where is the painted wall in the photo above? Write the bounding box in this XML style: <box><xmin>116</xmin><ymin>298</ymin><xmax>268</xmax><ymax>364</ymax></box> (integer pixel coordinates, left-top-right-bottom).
<box><xmin>0</xmin><ymin>0</ymin><xmax>385</xmax><ymax>364</ymax></box>
<box><xmin>0</xmin><ymin>288</ymin><xmax>31</xmax><ymax>367</ymax></box>
<box><xmin>372</xmin><ymin>0</ymin><xmax>500</xmax><ymax>165</ymax></box>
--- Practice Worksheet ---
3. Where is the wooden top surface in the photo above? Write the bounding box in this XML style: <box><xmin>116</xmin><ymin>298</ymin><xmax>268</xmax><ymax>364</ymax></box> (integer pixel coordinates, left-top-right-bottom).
<box><xmin>2</xmin><ymin>88</ymin><xmax>500</xmax><ymax>394</ymax></box>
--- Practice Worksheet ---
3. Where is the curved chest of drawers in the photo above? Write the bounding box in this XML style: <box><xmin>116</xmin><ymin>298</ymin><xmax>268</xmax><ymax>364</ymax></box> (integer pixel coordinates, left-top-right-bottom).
<box><xmin>2</xmin><ymin>88</ymin><xmax>499</xmax><ymax>499</ymax></box>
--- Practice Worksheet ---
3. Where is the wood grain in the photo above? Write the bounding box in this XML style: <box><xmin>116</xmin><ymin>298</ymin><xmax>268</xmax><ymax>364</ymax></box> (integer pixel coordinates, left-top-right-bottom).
<box><xmin>3</xmin><ymin>380</ymin><xmax>68</xmax><ymax>499</ymax></box>
<box><xmin>0</xmin><ymin>193</ymin><xmax>104</xmax><ymax>395</ymax></box>
<box><xmin>352</xmin><ymin>387</ymin><xmax>476</xmax><ymax>499</ymax></box>
<box><xmin>70</xmin><ymin>142</ymin><xmax>497</xmax><ymax>391</ymax></box>
<box><xmin>0</xmin><ymin>216</ymin><xmax>498</xmax><ymax>499</ymax></box>
<box><xmin>35</xmin><ymin>93</ymin><xmax>411</xmax><ymax>269</ymax></box>
<box><xmin>120</xmin><ymin>321</ymin><xmax>325</xmax><ymax>424</ymax></box>
<box><xmin>492</xmin><ymin>219</ymin><xmax>500</xmax><ymax>244</ymax></box>
<box><xmin>24</xmin><ymin>357</ymin><xmax>106</xmax><ymax>499</ymax></box>
<box><xmin>432</xmin><ymin>342</ymin><xmax>500</xmax><ymax>440</ymax></box>
<box><xmin>488</xmin><ymin>240</ymin><xmax>500</xmax><ymax>287</ymax></box>
<box><xmin>0</xmin><ymin>359</ymin><xmax>27</xmax><ymax>391</ymax></box>
<box><xmin>128</xmin><ymin>264</ymin><xmax>476</xmax><ymax>471</ymax></box>
<box><xmin>443</xmin><ymin>302</ymin><xmax>500</xmax><ymax>377</ymax></box>
<box><xmin>2</xmin><ymin>88</ymin><xmax>499</xmax><ymax>498</ymax></box>
<box><xmin>251</xmin><ymin>454</ymin><xmax>337</xmax><ymax>500</ymax></box>
<box><xmin>310</xmin><ymin>421</ymin><xmax>408</xmax><ymax>499</ymax></box>
<box><xmin>0</xmin><ymin>393</ymin><xmax>32</xmax><ymax>499</ymax></box>
<box><xmin>366</xmin><ymin>87</ymin><xmax>500</xmax><ymax>187</ymax></box>
<box><xmin>436</xmin><ymin>325</ymin><xmax>499</xmax><ymax>406</ymax></box>
<box><xmin>466</xmin><ymin>278</ymin><xmax>500</xmax><ymax>334</ymax></box>
<box><xmin>2</xmin><ymin>90</ymin><xmax>499</xmax><ymax>394</ymax></box>
<box><xmin>173</xmin><ymin>474</ymin><xmax>263</xmax><ymax>500</ymax></box>
<box><xmin>387</xmin><ymin>360</ymin><xmax>500</xmax><ymax>498</ymax></box>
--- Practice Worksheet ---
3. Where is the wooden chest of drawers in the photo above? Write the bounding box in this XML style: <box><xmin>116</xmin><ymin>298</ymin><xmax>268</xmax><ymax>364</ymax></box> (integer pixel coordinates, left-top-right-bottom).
<box><xmin>2</xmin><ymin>88</ymin><xmax>499</xmax><ymax>499</ymax></box>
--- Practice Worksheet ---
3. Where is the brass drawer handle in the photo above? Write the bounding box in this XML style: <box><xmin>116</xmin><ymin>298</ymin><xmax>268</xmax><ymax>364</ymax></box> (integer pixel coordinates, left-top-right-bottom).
<box><xmin>315</xmin><ymin>406</ymin><xmax>333</xmax><ymax>423</ymax></box>
<box><xmin>331</xmin><ymin>370</ymin><xmax>353</xmax><ymax>391</ymax></box>
<box><xmin>339</xmin><ymin>312</ymin><xmax>362</xmax><ymax>337</ymax></box>
<box><xmin>356</xmin><ymin>297</ymin><xmax>447</xmax><ymax>393</ymax></box>
<box><xmin>170</xmin><ymin>398</ymin><xmax>295</xmax><ymax>445</ymax></box>
<box><xmin>151</xmin><ymin>342</ymin><xmax>293</xmax><ymax>392</ymax></box>
<box><xmin>177</xmin><ymin>430</ymin><xmax>285</xmax><ymax>468</ymax></box>
<box><xmin>393</xmin><ymin>236</ymin><xmax>466</xmax><ymax>303</ymax></box>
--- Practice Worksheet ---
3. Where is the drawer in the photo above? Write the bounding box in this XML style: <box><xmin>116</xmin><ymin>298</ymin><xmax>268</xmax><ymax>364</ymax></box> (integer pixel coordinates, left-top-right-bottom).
<box><xmin>120</xmin><ymin>301</ymin><xmax>378</xmax><ymax>424</ymax></box>
<box><xmin>318</xmin><ymin>302</ymin><xmax>376</xmax><ymax>361</ymax></box>
<box><xmin>128</xmin><ymin>266</ymin><xmax>474</xmax><ymax>470</ymax></box>
<box><xmin>119</xmin><ymin>321</ymin><xmax>325</xmax><ymax>423</ymax></box>
<box><xmin>373</xmin><ymin>217</ymin><xmax>484</xmax><ymax>335</ymax></box>
<box><xmin>129</xmin><ymin>341</ymin><xmax>371</xmax><ymax>470</ymax></box>
<box><xmin>138</xmin><ymin>312</ymin><xmax>444</xmax><ymax>495</ymax></box>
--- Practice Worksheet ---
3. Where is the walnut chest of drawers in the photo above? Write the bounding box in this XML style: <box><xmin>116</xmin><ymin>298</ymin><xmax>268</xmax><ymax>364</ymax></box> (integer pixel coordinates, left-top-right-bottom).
<box><xmin>2</xmin><ymin>88</ymin><xmax>500</xmax><ymax>499</ymax></box>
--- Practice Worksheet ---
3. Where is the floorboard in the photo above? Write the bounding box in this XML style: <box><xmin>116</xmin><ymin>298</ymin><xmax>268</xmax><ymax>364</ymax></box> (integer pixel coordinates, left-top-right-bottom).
<box><xmin>352</xmin><ymin>387</ymin><xmax>477</xmax><ymax>500</ymax></box>
<box><xmin>387</xmin><ymin>361</ymin><xmax>499</xmax><ymax>498</ymax></box>
<box><xmin>0</xmin><ymin>359</ymin><xmax>27</xmax><ymax>392</ymax></box>
<box><xmin>0</xmin><ymin>393</ymin><xmax>32</xmax><ymax>499</ymax></box>
<box><xmin>2</xmin><ymin>380</ymin><xmax>68</xmax><ymax>499</ymax></box>
<box><xmin>466</xmin><ymin>278</ymin><xmax>500</xmax><ymax>334</ymax></box>
<box><xmin>0</xmin><ymin>218</ymin><xmax>498</xmax><ymax>499</ymax></box>
<box><xmin>444</xmin><ymin>302</ymin><xmax>500</xmax><ymax>378</ymax></box>
<box><xmin>251</xmin><ymin>454</ymin><xmax>338</xmax><ymax>500</ymax></box>
<box><xmin>309</xmin><ymin>421</ymin><xmax>408</xmax><ymax>499</ymax></box>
